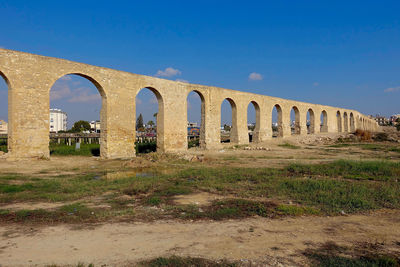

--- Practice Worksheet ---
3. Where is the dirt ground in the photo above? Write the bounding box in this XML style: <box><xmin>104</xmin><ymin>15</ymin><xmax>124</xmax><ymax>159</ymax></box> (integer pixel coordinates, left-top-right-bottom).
<box><xmin>1</xmin><ymin>210</ymin><xmax>399</xmax><ymax>266</ymax></box>
<box><xmin>0</xmin><ymin>132</ymin><xmax>400</xmax><ymax>266</ymax></box>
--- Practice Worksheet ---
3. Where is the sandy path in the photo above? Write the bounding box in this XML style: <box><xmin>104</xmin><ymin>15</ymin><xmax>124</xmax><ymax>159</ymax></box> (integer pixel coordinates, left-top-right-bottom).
<box><xmin>1</xmin><ymin>210</ymin><xmax>399</xmax><ymax>266</ymax></box>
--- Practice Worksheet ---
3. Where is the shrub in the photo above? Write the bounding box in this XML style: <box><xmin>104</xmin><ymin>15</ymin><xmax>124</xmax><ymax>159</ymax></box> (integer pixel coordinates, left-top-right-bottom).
<box><xmin>354</xmin><ymin>129</ymin><xmax>372</xmax><ymax>141</ymax></box>
<box><xmin>373</xmin><ymin>132</ymin><xmax>388</xmax><ymax>142</ymax></box>
<box><xmin>135</xmin><ymin>141</ymin><xmax>156</xmax><ymax>154</ymax></box>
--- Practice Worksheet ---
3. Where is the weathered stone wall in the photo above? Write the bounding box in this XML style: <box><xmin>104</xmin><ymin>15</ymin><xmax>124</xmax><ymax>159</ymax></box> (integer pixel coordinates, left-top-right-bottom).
<box><xmin>0</xmin><ymin>49</ymin><xmax>380</xmax><ymax>159</ymax></box>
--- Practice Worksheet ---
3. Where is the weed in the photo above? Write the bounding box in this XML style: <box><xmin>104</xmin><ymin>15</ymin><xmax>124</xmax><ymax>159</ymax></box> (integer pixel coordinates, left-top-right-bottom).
<box><xmin>304</xmin><ymin>241</ymin><xmax>399</xmax><ymax>267</ymax></box>
<box><xmin>276</xmin><ymin>204</ymin><xmax>319</xmax><ymax>216</ymax></box>
<box><xmin>223</xmin><ymin>156</ymin><xmax>239</xmax><ymax>161</ymax></box>
<box><xmin>0</xmin><ymin>183</ymin><xmax>34</xmax><ymax>193</ymax></box>
<box><xmin>146</xmin><ymin>196</ymin><xmax>162</xmax><ymax>206</ymax></box>
<box><xmin>1</xmin><ymin>160</ymin><xmax>400</xmax><ymax>223</ymax></box>
<box><xmin>278</xmin><ymin>143</ymin><xmax>301</xmax><ymax>149</ymax></box>
<box><xmin>139</xmin><ymin>256</ymin><xmax>237</xmax><ymax>267</ymax></box>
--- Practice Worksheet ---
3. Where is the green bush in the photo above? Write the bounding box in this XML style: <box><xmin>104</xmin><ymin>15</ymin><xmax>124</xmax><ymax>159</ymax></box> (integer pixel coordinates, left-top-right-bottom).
<box><xmin>135</xmin><ymin>141</ymin><xmax>156</xmax><ymax>153</ymax></box>
<box><xmin>188</xmin><ymin>139</ymin><xmax>199</xmax><ymax>148</ymax></box>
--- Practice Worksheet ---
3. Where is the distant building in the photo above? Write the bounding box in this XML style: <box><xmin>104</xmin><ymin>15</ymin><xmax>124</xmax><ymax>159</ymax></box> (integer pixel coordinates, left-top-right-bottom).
<box><xmin>188</xmin><ymin>126</ymin><xmax>200</xmax><ymax>136</ymax></box>
<box><xmin>374</xmin><ymin>115</ymin><xmax>389</xmax><ymax>126</ymax></box>
<box><xmin>50</xmin><ymin>109</ymin><xmax>67</xmax><ymax>132</ymax></box>
<box><xmin>390</xmin><ymin>114</ymin><xmax>400</xmax><ymax>124</ymax></box>
<box><xmin>90</xmin><ymin>120</ymin><xmax>101</xmax><ymax>133</ymax></box>
<box><xmin>187</xmin><ymin>122</ymin><xmax>198</xmax><ymax>127</ymax></box>
<box><xmin>0</xmin><ymin>120</ymin><xmax>7</xmax><ymax>134</ymax></box>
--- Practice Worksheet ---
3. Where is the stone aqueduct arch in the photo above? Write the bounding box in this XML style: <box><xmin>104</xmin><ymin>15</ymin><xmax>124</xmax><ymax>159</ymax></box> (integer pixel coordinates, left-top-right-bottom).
<box><xmin>0</xmin><ymin>49</ymin><xmax>380</xmax><ymax>159</ymax></box>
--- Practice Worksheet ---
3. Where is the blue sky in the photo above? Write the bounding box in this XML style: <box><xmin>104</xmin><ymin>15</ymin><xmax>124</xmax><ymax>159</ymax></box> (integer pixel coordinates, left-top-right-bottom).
<box><xmin>0</xmin><ymin>1</ymin><xmax>399</xmax><ymax>127</ymax></box>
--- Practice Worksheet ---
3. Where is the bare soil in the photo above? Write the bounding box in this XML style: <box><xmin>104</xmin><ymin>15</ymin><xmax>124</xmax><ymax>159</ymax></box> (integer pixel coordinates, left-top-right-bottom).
<box><xmin>0</xmin><ymin>210</ymin><xmax>399</xmax><ymax>266</ymax></box>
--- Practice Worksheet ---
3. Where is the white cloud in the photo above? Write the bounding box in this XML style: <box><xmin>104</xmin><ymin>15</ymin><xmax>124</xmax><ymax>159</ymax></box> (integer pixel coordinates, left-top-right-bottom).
<box><xmin>50</xmin><ymin>84</ymin><xmax>72</xmax><ymax>101</ymax></box>
<box><xmin>248</xmin><ymin>72</ymin><xmax>263</xmax><ymax>81</ymax></box>
<box><xmin>313</xmin><ymin>82</ymin><xmax>319</xmax><ymax>86</ymax></box>
<box><xmin>60</xmin><ymin>75</ymin><xmax>72</xmax><ymax>81</ymax></box>
<box><xmin>155</xmin><ymin>67</ymin><xmax>181</xmax><ymax>77</ymax></box>
<box><xmin>149</xmin><ymin>95</ymin><xmax>158</xmax><ymax>104</ymax></box>
<box><xmin>68</xmin><ymin>90</ymin><xmax>101</xmax><ymax>103</ymax></box>
<box><xmin>176</xmin><ymin>79</ymin><xmax>189</xmax><ymax>83</ymax></box>
<box><xmin>68</xmin><ymin>87</ymin><xmax>101</xmax><ymax>103</ymax></box>
<box><xmin>51</xmin><ymin>81</ymin><xmax>101</xmax><ymax>103</ymax></box>
<box><xmin>384</xmin><ymin>86</ymin><xmax>400</xmax><ymax>93</ymax></box>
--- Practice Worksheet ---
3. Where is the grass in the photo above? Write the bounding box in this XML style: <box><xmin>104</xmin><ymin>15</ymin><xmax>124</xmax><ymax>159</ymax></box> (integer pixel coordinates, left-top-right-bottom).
<box><xmin>0</xmin><ymin>139</ymin><xmax>7</xmax><ymax>152</ymax></box>
<box><xmin>136</xmin><ymin>141</ymin><xmax>157</xmax><ymax>153</ymax></box>
<box><xmin>223</xmin><ymin>156</ymin><xmax>239</xmax><ymax>161</ymax></box>
<box><xmin>50</xmin><ymin>143</ymin><xmax>100</xmax><ymax>156</ymax></box>
<box><xmin>173</xmin><ymin>199</ymin><xmax>278</xmax><ymax>220</ymax></box>
<box><xmin>139</xmin><ymin>256</ymin><xmax>237</xmax><ymax>267</ymax></box>
<box><xmin>2</xmin><ymin>141</ymin><xmax>159</xmax><ymax>156</ymax></box>
<box><xmin>276</xmin><ymin>204</ymin><xmax>320</xmax><ymax>216</ymax></box>
<box><xmin>0</xmin><ymin>160</ymin><xmax>399</xmax><ymax>223</ymax></box>
<box><xmin>304</xmin><ymin>241</ymin><xmax>400</xmax><ymax>267</ymax></box>
<box><xmin>188</xmin><ymin>138</ymin><xmax>200</xmax><ymax>148</ymax></box>
<box><xmin>328</xmin><ymin>143</ymin><xmax>400</xmax><ymax>154</ymax></box>
<box><xmin>169</xmin><ymin>199</ymin><xmax>319</xmax><ymax>220</ymax></box>
<box><xmin>285</xmin><ymin>159</ymin><xmax>400</xmax><ymax>181</ymax></box>
<box><xmin>0</xmin><ymin>202</ymin><xmax>136</xmax><ymax>223</ymax></box>
<box><xmin>278</xmin><ymin>142</ymin><xmax>301</xmax><ymax>149</ymax></box>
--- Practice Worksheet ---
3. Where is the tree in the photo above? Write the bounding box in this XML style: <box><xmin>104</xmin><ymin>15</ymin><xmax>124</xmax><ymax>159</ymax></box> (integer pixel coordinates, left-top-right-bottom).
<box><xmin>223</xmin><ymin>124</ymin><xmax>231</xmax><ymax>132</ymax></box>
<box><xmin>71</xmin><ymin>120</ymin><xmax>91</xmax><ymax>133</ymax></box>
<box><xmin>136</xmin><ymin>113</ymin><xmax>144</xmax><ymax>130</ymax></box>
<box><xmin>147</xmin><ymin>120</ymin><xmax>154</xmax><ymax>128</ymax></box>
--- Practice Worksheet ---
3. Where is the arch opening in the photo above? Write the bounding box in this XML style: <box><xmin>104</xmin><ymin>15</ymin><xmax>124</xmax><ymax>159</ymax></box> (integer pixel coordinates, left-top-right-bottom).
<box><xmin>0</xmin><ymin>71</ymin><xmax>9</xmax><ymax>154</ymax></box>
<box><xmin>290</xmin><ymin>106</ymin><xmax>300</xmax><ymax>135</ymax></box>
<box><xmin>343</xmin><ymin>112</ymin><xmax>349</xmax><ymax>132</ymax></box>
<box><xmin>49</xmin><ymin>74</ymin><xmax>104</xmax><ymax>157</ymax></box>
<box><xmin>350</xmin><ymin>113</ymin><xmax>355</xmax><ymax>132</ymax></box>
<box><xmin>336</xmin><ymin>111</ymin><xmax>342</xmax><ymax>132</ymax></box>
<box><xmin>187</xmin><ymin>90</ymin><xmax>204</xmax><ymax>149</ymax></box>
<box><xmin>320</xmin><ymin>110</ymin><xmax>328</xmax><ymax>132</ymax></box>
<box><xmin>247</xmin><ymin>101</ymin><xmax>260</xmax><ymax>143</ymax></box>
<box><xmin>221</xmin><ymin>98</ymin><xmax>236</xmax><ymax>143</ymax></box>
<box><xmin>272</xmin><ymin>104</ymin><xmax>283</xmax><ymax>137</ymax></box>
<box><xmin>135</xmin><ymin>87</ymin><xmax>163</xmax><ymax>153</ymax></box>
<box><xmin>307</xmin><ymin>109</ymin><xmax>315</xmax><ymax>134</ymax></box>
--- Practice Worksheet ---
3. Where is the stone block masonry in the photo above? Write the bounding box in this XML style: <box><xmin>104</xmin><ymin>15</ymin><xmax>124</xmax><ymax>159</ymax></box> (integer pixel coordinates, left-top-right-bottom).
<box><xmin>0</xmin><ymin>49</ymin><xmax>380</xmax><ymax>159</ymax></box>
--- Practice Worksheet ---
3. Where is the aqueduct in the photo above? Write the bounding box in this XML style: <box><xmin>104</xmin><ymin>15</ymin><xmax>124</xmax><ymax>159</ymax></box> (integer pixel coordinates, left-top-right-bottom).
<box><xmin>0</xmin><ymin>49</ymin><xmax>379</xmax><ymax>159</ymax></box>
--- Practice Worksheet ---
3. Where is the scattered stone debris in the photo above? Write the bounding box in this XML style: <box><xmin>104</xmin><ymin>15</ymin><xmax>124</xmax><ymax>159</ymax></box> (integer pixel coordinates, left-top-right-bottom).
<box><xmin>243</xmin><ymin>146</ymin><xmax>271</xmax><ymax>151</ymax></box>
<box><xmin>179</xmin><ymin>154</ymin><xmax>205</xmax><ymax>162</ymax></box>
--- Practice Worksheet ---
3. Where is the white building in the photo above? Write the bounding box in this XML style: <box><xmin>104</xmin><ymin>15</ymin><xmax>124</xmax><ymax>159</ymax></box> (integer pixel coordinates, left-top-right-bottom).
<box><xmin>50</xmin><ymin>109</ymin><xmax>67</xmax><ymax>132</ymax></box>
<box><xmin>90</xmin><ymin>120</ymin><xmax>101</xmax><ymax>133</ymax></box>
<box><xmin>187</xmin><ymin>122</ymin><xmax>198</xmax><ymax>127</ymax></box>
<box><xmin>0</xmin><ymin>120</ymin><xmax>7</xmax><ymax>134</ymax></box>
